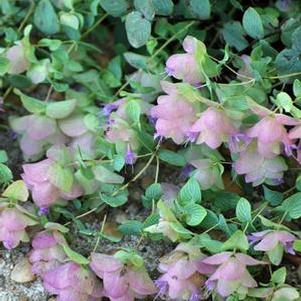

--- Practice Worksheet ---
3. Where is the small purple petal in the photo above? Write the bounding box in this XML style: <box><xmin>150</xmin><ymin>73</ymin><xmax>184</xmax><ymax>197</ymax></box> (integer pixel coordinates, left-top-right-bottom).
<box><xmin>181</xmin><ymin>164</ymin><xmax>195</xmax><ymax>178</ymax></box>
<box><xmin>284</xmin><ymin>242</ymin><xmax>296</xmax><ymax>255</ymax></box>
<box><xmin>189</xmin><ymin>292</ymin><xmax>201</xmax><ymax>301</ymax></box>
<box><xmin>102</xmin><ymin>103</ymin><xmax>118</xmax><ymax>117</ymax></box>
<box><xmin>205</xmin><ymin>279</ymin><xmax>215</xmax><ymax>291</ymax></box>
<box><xmin>3</xmin><ymin>240</ymin><xmax>13</xmax><ymax>250</ymax></box>
<box><xmin>186</xmin><ymin>131</ymin><xmax>198</xmax><ymax>143</ymax></box>
<box><xmin>155</xmin><ymin>279</ymin><xmax>168</xmax><ymax>296</ymax></box>
<box><xmin>38</xmin><ymin>207</ymin><xmax>49</xmax><ymax>216</ymax></box>
<box><xmin>229</xmin><ymin>133</ymin><xmax>251</xmax><ymax>153</ymax></box>
<box><xmin>125</xmin><ymin>148</ymin><xmax>137</xmax><ymax>165</ymax></box>
<box><xmin>165</xmin><ymin>67</ymin><xmax>174</xmax><ymax>77</ymax></box>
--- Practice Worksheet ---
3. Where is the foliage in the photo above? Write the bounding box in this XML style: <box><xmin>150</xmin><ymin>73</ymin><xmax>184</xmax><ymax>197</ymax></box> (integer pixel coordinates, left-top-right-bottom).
<box><xmin>1</xmin><ymin>1</ymin><xmax>301</xmax><ymax>301</ymax></box>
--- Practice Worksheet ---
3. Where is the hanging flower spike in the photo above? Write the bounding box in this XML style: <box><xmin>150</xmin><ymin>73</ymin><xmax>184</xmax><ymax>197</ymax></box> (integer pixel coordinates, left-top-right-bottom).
<box><xmin>90</xmin><ymin>252</ymin><xmax>156</xmax><ymax>301</ymax></box>
<box><xmin>202</xmin><ymin>252</ymin><xmax>264</xmax><ymax>298</ymax></box>
<box><xmin>190</xmin><ymin>107</ymin><xmax>236</xmax><ymax>149</ymax></box>
<box><xmin>246</xmin><ymin>100</ymin><xmax>298</xmax><ymax>159</ymax></box>
<box><xmin>155</xmin><ymin>243</ymin><xmax>214</xmax><ymax>301</ymax></box>
<box><xmin>166</xmin><ymin>36</ymin><xmax>204</xmax><ymax>85</ymax></box>
<box><xmin>29</xmin><ymin>230</ymin><xmax>68</xmax><ymax>276</ymax></box>
<box><xmin>151</xmin><ymin>81</ymin><xmax>198</xmax><ymax>144</ymax></box>
<box><xmin>234</xmin><ymin>141</ymin><xmax>288</xmax><ymax>186</ymax></box>
<box><xmin>0</xmin><ymin>207</ymin><xmax>37</xmax><ymax>249</ymax></box>
<box><xmin>43</xmin><ymin>262</ymin><xmax>103</xmax><ymax>301</ymax></box>
<box><xmin>22</xmin><ymin>158</ymin><xmax>83</xmax><ymax>208</ymax></box>
<box><xmin>249</xmin><ymin>230</ymin><xmax>296</xmax><ymax>265</ymax></box>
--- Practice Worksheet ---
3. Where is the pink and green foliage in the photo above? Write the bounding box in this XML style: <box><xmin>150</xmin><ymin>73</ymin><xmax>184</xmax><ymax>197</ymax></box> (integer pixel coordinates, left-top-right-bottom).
<box><xmin>155</xmin><ymin>243</ymin><xmax>213</xmax><ymax>300</ymax></box>
<box><xmin>0</xmin><ymin>207</ymin><xmax>37</xmax><ymax>249</ymax></box>
<box><xmin>3</xmin><ymin>2</ymin><xmax>301</xmax><ymax>300</ymax></box>
<box><xmin>202</xmin><ymin>252</ymin><xmax>264</xmax><ymax>298</ymax></box>
<box><xmin>22</xmin><ymin>156</ymin><xmax>83</xmax><ymax>208</ymax></box>
<box><xmin>43</xmin><ymin>262</ymin><xmax>103</xmax><ymax>301</ymax></box>
<box><xmin>90</xmin><ymin>251</ymin><xmax>156</xmax><ymax>301</ymax></box>
<box><xmin>29</xmin><ymin>229</ymin><xmax>68</xmax><ymax>276</ymax></box>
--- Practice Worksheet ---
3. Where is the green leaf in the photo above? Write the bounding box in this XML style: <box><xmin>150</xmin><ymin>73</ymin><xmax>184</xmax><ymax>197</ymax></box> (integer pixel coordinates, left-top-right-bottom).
<box><xmin>158</xmin><ymin>150</ymin><xmax>186</xmax><ymax>167</ymax></box>
<box><xmin>293</xmin><ymin>239</ymin><xmax>301</xmax><ymax>252</ymax></box>
<box><xmin>276</xmin><ymin>92</ymin><xmax>293</xmax><ymax>113</ymax></box>
<box><xmin>38</xmin><ymin>38</ymin><xmax>62</xmax><ymax>51</ymax></box>
<box><xmin>84</xmin><ymin>114</ymin><xmax>100</xmax><ymax>132</ymax></box>
<box><xmin>222</xmin><ymin>230</ymin><xmax>249</xmax><ymax>251</ymax></box>
<box><xmin>113</xmin><ymin>154</ymin><xmax>125</xmax><ymax>172</ymax></box>
<box><xmin>142</xmin><ymin>183</ymin><xmax>162</xmax><ymax>208</ymax></box>
<box><xmin>184</xmin><ymin>203</ymin><xmax>207</xmax><ymax>226</ymax></box>
<box><xmin>124</xmin><ymin>52</ymin><xmax>149</xmax><ymax>70</ymax></box>
<box><xmin>62</xmin><ymin>245</ymin><xmax>90</xmax><ymax>265</ymax></box>
<box><xmin>0</xmin><ymin>56</ymin><xmax>10</xmax><ymax>76</ymax></box>
<box><xmin>93</xmin><ymin>165</ymin><xmax>124</xmax><ymax>184</ymax></box>
<box><xmin>242</xmin><ymin>7</ymin><xmax>264</xmax><ymax>39</ymax></box>
<box><xmin>134</xmin><ymin>0</ymin><xmax>155</xmax><ymax>21</ymax></box>
<box><xmin>125</xmin><ymin>100</ymin><xmax>141</xmax><ymax>125</ymax></box>
<box><xmin>0</xmin><ymin>150</ymin><xmax>8</xmax><ymax>163</ymax></box>
<box><xmin>118</xmin><ymin>220</ymin><xmax>144</xmax><ymax>235</ymax></box>
<box><xmin>0</xmin><ymin>163</ymin><xmax>13</xmax><ymax>184</ymax></box>
<box><xmin>101</xmin><ymin>190</ymin><xmax>128</xmax><ymax>207</ymax></box>
<box><xmin>271</xmin><ymin>267</ymin><xmax>286</xmax><ymax>285</ymax></box>
<box><xmin>152</xmin><ymin>0</ymin><xmax>173</xmax><ymax>15</ymax></box>
<box><xmin>14</xmin><ymin>89</ymin><xmax>46</xmax><ymax>114</ymax></box>
<box><xmin>179</xmin><ymin>178</ymin><xmax>201</xmax><ymax>206</ymax></box>
<box><xmin>189</xmin><ymin>0</ymin><xmax>211</xmax><ymax>20</ymax></box>
<box><xmin>44</xmin><ymin>222</ymin><xmax>69</xmax><ymax>233</ymax></box>
<box><xmin>46</xmin><ymin>99</ymin><xmax>76</xmax><ymax>119</ymax></box>
<box><xmin>235</xmin><ymin>198</ymin><xmax>252</xmax><ymax>222</ymax></box>
<box><xmin>278</xmin><ymin>192</ymin><xmax>301</xmax><ymax>219</ymax></box>
<box><xmin>263</xmin><ymin>186</ymin><xmax>283</xmax><ymax>206</ymax></box>
<box><xmin>2</xmin><ymin>180</ymin><xmax>28</xmax><ymax>202</ymax></box>
<box><xmin>125</xmin><ymin>11</ymin><xmax>151</xmax><ymax>48</ymax></box>
<box><xmin>222</xmin><ymin>22</ymin><xmax>248</xmax><ymax>51</ymax></box>
<box><xmin>100</xmin><ymin>0</ymin><xmax>129</xmax><ymax>17</ymax></box>
<box><xmin>34</xmin><ymin>0</ymin><xmax>60</xmax><ymax>35</ymax></box>
<box><xmin>196</xmin><ymin>234</ymin><xmax>223</xmax><ymax>253</ymax></box>
<box><xmin>48</xmin><ymin>164</ymin><xmax>74</xmax><ymax>192</ymax></box>
<box><xmin>293</xmin><ymin>79</ymin><xmax>301</xmax><ymax>97</ymax></box>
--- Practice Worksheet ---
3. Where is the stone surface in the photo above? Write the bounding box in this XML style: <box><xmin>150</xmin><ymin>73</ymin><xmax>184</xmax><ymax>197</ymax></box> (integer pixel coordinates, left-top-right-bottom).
<box><xmin>11</xmin><ymin>258</ymin><xmax>35</xmax><ymax>283</ymax></box>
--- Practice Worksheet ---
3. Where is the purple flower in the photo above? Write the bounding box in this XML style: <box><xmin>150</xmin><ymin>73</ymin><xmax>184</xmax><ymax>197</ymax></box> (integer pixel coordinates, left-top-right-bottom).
<box><xmin>202</xmin><ymin>252</ymin><xmax>264</xmax><ymax>298</ymax></box>
<box><xmin>38</xmin><ymin>207</ymin><xmax>49</xmax><ymax>216</ymax></box>
<box><xmin>43</xmin><ymin>262</ymin><xmax>103</xmax><ymax>301</ymax></box>
<box><xmin>181</xmin><ymin>164</ymin><xmax>195</xmax><ymax>178</ymax></box>
<box><xmin>190</xmin><ymin>107</ymin><xmax>236</xmax><ymax>149</ymax></box>
<box><xmin>156</xmin><ymin>243</ymin><xmax>214</xmax><ymax>300</ymax></box>
<box><xmin>125</xmin><ymin>146</ymin><xmax>137</xmax><ymax>165</ymax></box>
<box><xmin>229</xmin><ymin>133</ymin><xmax>252</xmax><ymax>153</ymax></box>
<box><xmin>29</xmin><ymin>230</ymin><xmax>67</xmax><ymax>276</ymax></box>
<box><xmin>150</xmin><ymin>81</ymin><xmax>198</xmax><ymax>144</ymax></box>
<box><xmin>249</xmin><ymin>230</ymin><xmax>296</xmax><ymax>265</ymax></box>
<box><xmin>102</xmin><ymin>103</ymin><xmax>119</xmax><ymax>117</ymax></box>
<box><xmin>165</xmin><ymin>36</ymin><xmax>204</xmax><ymax>85</ymax></box>
<box><xmin>0</xmin><ymin>208</ymin><xmax>37</xmax><ymax>249</ymax></box>
<box><xmin>90</xmin><ymin>253</ymin><xmax>156</xmax><ymax>301</ymax></box>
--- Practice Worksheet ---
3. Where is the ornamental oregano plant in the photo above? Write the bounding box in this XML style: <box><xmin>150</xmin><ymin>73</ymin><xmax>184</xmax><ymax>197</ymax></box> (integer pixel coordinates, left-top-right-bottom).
<box><xmin>2</xmin><ymin>0</ymin><xmax>301</xmax><ymax>301</ymax></box>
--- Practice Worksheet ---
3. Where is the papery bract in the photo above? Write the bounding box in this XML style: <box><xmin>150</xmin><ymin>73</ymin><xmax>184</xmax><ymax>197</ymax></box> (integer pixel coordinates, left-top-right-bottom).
<box><xmin>156</xmin><ymin>243</ymin><xmax>213</xmax><ymax>301</ymax></box>
<box><xmin>202</xmin><ymin>252</ymin><xmax>264</xmax><ymax>298</ymax></box>
<box><xmin>6</xmin><ymin>44</ymin><xmax>29</xmax><ymax>74</ymax></box>
<box><xmin>0</xmin><ymin>207</ymin><xmax>37</xmax><ymax>249</ymax></box>
<box><xmin>234</xmin><ymin>142</ymin><xmax>288</xmax><ymax>186</ymax></box>
<box><xmin>29</xmin><ymin>230</ymin><xmax>67</xmax><ymax>276</ymax></box>
<box><xmin>151</xmin><ymin>81</ymin><xmax>198</xmax><ymax>144</ymax></box>
<box><xmin>22</xmin><ymin>158</ymin><xmax>83</xmax><ymax>208</ymax></box>
<box><xmin>166</xmin><ymin>36</ymin><xmax>204</xmax><ymax>85</ymax></box>
<box><xmin>90</xmin><ymin>252</ymin><xmax>156</xmax><ymax>301</ymax></box>
<box><xmin>43</xmin><ymin>262</ymin><xmax>103</xmax><ymax>301</ymax></box>
<box><xmin>10</xmin><ymin>114</ymin><xmax>69</xmax><ymax>160</ymax></box>
<box><xmin>190</xmin><ymin>107</ymin><xmax>236</xmax><ymax>149</ymax></box>
<box><xmin>249</xmin><ymin>230</ymin><xmax>296</xmax><ymax>265</ymax></box>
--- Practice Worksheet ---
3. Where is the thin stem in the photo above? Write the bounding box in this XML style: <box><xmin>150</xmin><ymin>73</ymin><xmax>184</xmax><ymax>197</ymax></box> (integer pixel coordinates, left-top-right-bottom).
<box><xmin>18</xmin><ymin>0</ymin><xmax>35</xmax><ymax>33</ymax></box>
<box><xmin>82</xmin><ymin>13</ymin><xmax>108</xmax><ymax>38</ymax></box>
<box><xmin>93</xmin><ymin>213</ymin><xmax>107</xmax><ymax>252</ymax></box>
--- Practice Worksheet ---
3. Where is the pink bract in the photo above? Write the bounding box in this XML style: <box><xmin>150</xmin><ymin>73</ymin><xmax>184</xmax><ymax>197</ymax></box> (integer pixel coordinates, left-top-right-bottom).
<box><xmin>150</xmin><ymin>81</ymin><xmax>198</xmax><ymax>144</ymax></box>
<box><xmin>90</xmin><ymin>253</ymin><xmax>156</xmax><ymax>301</ymax></box>
<box><xmin>166</xmin><ymin>36</ymin><xmax>204</xmax><ymax>85</ymax></box>
<box><xmin>43</xmin><ymin>262</ymin><xmax>103</xmax><ymax>301</ymax></box>
<box><xmin>0</xmin><ymin>207</ymin><xmax>37</xmax><ymax>249</ymax></box>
